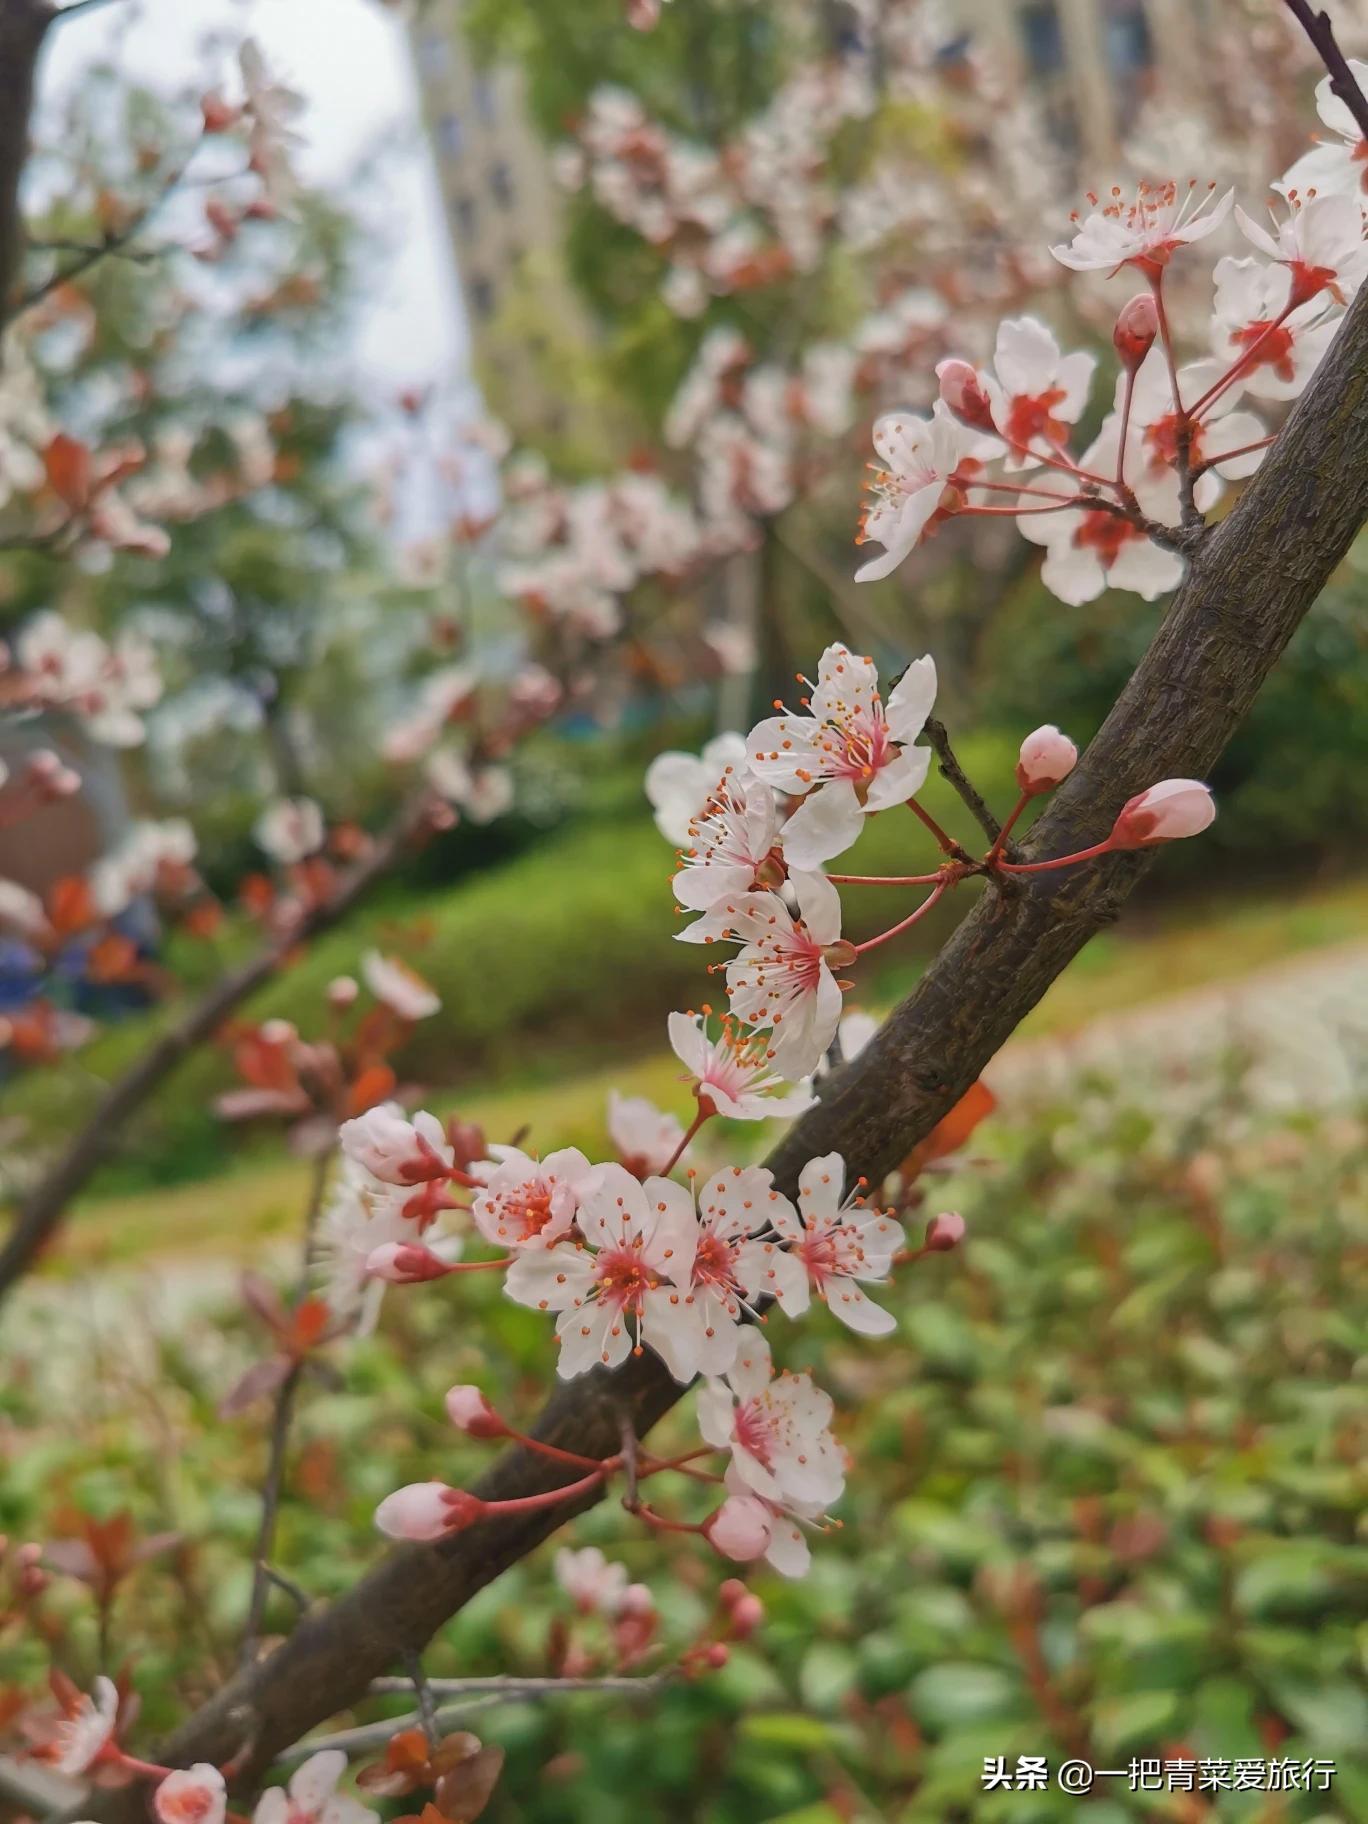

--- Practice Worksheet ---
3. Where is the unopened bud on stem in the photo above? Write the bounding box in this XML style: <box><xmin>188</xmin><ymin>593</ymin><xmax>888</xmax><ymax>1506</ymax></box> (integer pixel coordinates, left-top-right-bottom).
<box><xmin>1113</xmin><ymin>293</ymin><xmax>1159</xmax><ymax>371</ymax></box>
<box><xmin>935</xmin><ymin>358</ymin><xmax>996</xmax><ymax>433</ymax></box>
<box><xmin>1109</xmin><ymin>779</ymin><xmax>1215</xmax><ymax>849</ymax></box>
<box><xmin>1015</xmin><ymin>725</ymin><xmax>1078</xmax><ymax>795</ymax></box>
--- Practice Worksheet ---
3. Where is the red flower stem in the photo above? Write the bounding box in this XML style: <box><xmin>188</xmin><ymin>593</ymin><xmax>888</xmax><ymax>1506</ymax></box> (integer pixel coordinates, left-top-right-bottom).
<box><xmin>826</xmin><ymin>869</ymin><xmax>945</xmax><ymax>886</ymax></box>
<box><xmin>500</xmin><ymin>1428</ymin><xmax>623</xmax><ymax>1472</ymax></box>
<box><xmin>107</xmin><ymin>1751</ymin><xmax>176</xmax><ymax>1782</ymax></box>
<box><xmin>482</xmin><ymin>1468</ymin><xmax>610</xmax><ymax>1517</ymax></box>
<box><xmin>964</xmin><ymin>502</ymin><xmax>1083</xmax><ymax>518</ymax></box>
<box><xmin>998</xmin><ymin>837</ymin><xmax>1116</xmax><ymax>874</ymax></box>
<box><xmin>906</xmin><ymin>796</ymin><xmax>957</xmax><ymax>852</ymax></box>
<box><xmin>853</xmin><ymin>882</ymin><xmax>947</xmax><ymax>956</ymax></box>
<box><xmin>631</xmin><ymin>1503</ymin><xmax>707</xmax><ymax>1536</ymax></box>
<box><xmin>1116</xmin><ymin>366</ymin><xmax>1137</xmax><ymax>487</ymax></box>
<box><xmin>987</xmin><ymin>792</ymin><xmax>1032</xmax><ymax>865</ymax></box>
<box><xmin>1189</xmin><ymin>306</ymin><xmax>1295</xmax><ymax>417</ymax></box>
<box><xmin>438</xmin><ymin>1256</ymin><xmax>515</xmax><ymax>1274</ymax></box>
<box><xmin>1149</xmin><ymin>273</ymin><xmax>1185</xmax><ymax>416</ymax></box>
<box><xmin>969</xmin><ymin>477</ymin><xmax>1081</xmax><ymax>502</ymax></box>
<box><xmin>661</xmin><ymin>1106</ymin><xmax>709</xmax><ymax>1178</ymax></box>
<box><xmin>1192</xmin><ymin>434</ymin><xmax>1277</xmax><ymax>475</ymax></box>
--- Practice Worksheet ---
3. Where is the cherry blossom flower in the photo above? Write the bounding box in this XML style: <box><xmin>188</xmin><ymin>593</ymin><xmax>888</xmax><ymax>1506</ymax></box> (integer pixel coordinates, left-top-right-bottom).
<box><xmin>318</xmin><ymin>1162</ymin><xmax>448</xmax><ymax>1322</ymax></box>
<box><xmin>503</xmin><ymin>1162</ymin><xmax>699</xmax><ymax>1380</ymax></box>
<box><xmin>854</xmin><ymin>405</ymin><xmax>990</xmax><ymax>582</ymax></box>
<box><xmin>26</xmin><ymin>1674</ymin><xmax>118</xmax><ymax>1773</ymax></box>
<box><xmin>339</xmin><ymin>1105</ymin><xmax>454</xmax><ymax>1188</ymax></box>
<box><xmin>607</xmin><ymin>1092</ymin><xmax>685</xmax><ymax>1177</ymax></box>
<box><xmin>1239</xmin><ymin>186</ymin><xmax>1368</xmax><ymax>305</ymax></box>
<box><xmin>1283</xmin><ymin>60</ymin><xmax>1368</xmax><ymax>200</ymax></box>
<box><xmin>1015</xmin><ymin>416</ymin><xmax>1183</xmax><ymax>606</ymax></box>
<box><xmin>672</xmin><ymin>767</ymin><xmax>780</xmax><ymax>910</ymax></box>
<box><xmin>696</xmin><ymin>1331</ymin><xmax>844</xmax><ymax>1511</ymax></box>
<box><xmin>667</xmin><ymin>1010</ymin><xmax>811</xmax><ymax>1119</ymax></box>
<box><xmin>679</xmin><ymin>871</ymin><xmax>847</xmax><ymax>1081</ymax></box>
<box><xmin>654</xmin><ymin>1165</ymin><xmax>802</xmax><ymax>1375</ymax></box>
<box><xmin>154</xmin><ymin>1768</ymin><xmax>227</xmax><ymax>1824</ymax></box>
<box><xmin>746</xmin><ymin>646</ymin><xmax>937</xmax><ymax>867</ymax></box>
<box><xmin>1126</xmin><ymin>350</ymin><xmax>1268</xmax><ymax>494</ymax></box>
<box><xmin>980</xmin><ymin>316</ymin><xmax>1096</xmax><ymax>469</ymax></box>
<box><xmin>252</xmin><ymin>1750</ymin><xmax>376</xmax><ymax>1824</ymax></box>
<box><xmin>471</xmin><ymin>1145</ymin><xmax>594</xmax><ymax>1250</ymax></box>
<box><xmin>1110</xmin><ymin>780</ymin><xmax>1216</xmax><ymax>846</ymax></box>
<box><xmin>1051</xmin><ymin>180</ymin><xmax>1233</xmax><ymax>275</ymax></box>
<box><xmin>1210</xmin><ymin>256</ymin><xmax>1337</xmax><ymax>401</ymax></box>
<box><xmin>554</xmin><ymin>1545</ymin><xmax>636</xmax><ymax>1615</ymax></box>
<box><xmin>360</xmin><ymin>951</ymin><xmax>441</xmax><ymax>1022</ymax></box>
<box><xmin>645</xmin><ymin>732</ymin><xmax>748</xmax><ymax>845</ymax></box>
<box><xmin>1016</xmin><ymin>725</ymin><xmax>1078</xmax><ymax>792</ymax></box>
<box><xmin>253</xmin><ymin>796</ymin><xmax>324</xmax><ymax>865</ymax></box>
<box><xmin>239</xmin><ymin>39</ymin><xmax>306</xmax><ymax>210</ymax></box>
<box><xmin>755</xmin><ymin>1152</ymin><xmax>904</xmax><ymax>1334</ymax></box>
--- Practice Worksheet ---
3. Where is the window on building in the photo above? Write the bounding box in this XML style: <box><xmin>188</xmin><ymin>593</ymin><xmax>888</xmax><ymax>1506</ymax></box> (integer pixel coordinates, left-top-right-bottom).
<box><xmin>1105</xmin><ymin>0</ymin><xmax>1155</xmax><ymax>131</ymax></box>
<box><xmin>490</xmin><ymin>160</ymin><xmax>514</xmax><ymax>208</ymax></box>
<box><xmin>437</xmin><ymin>114</ymin><xmax>464</xmax><ymax>160</ymax></box>
<box><xmin>454</xmin><ymin>195</ymin><xmax>477</xmax><ymax>240</ymax></box>
<box><xmin>1018</xmin><ymin>1</ymin><xmax>1064</xmax><ymax>74</ymax></box>
<box><xmin>474</xmin><ymin>74</ymin><xmax>497</xmax><ymax>125</ymax></box>
<box><xmin>418</xmin><ymin>32</ymin><xmax>449</xmax><ymax>78</ymax></box>
<box><xmin>470</xmin><ymin>276</ymin><xmax>496</xmax><ymax>319</ymax></box>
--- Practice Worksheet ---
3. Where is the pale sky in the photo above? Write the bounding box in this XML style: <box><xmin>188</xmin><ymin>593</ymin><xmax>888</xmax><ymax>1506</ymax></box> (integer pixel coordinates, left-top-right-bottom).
<box><xmin>40</xmin><ymin>0</ymin><xmax>468</xmax><ymax>397</ymax></box>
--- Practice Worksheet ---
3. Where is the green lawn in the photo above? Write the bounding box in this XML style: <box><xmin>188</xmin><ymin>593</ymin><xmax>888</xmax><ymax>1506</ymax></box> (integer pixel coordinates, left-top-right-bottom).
<box><xmin>50</xmin><ymin>871</ymin><xmax>1368</xmax><ymax>1271</ymax></box>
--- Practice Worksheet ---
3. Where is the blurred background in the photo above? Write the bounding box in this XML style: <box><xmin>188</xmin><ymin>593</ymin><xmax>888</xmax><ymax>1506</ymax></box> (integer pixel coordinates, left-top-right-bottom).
<box><xmin>1</xmin><ymin>2</ymin><xmax>1365</xmax><ymax>1820</ymax></box>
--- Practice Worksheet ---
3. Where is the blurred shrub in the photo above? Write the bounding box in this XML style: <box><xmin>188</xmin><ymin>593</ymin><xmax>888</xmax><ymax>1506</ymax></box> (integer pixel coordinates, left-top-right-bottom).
<box><xmin>978</xmin><ymin>560</ymin><xmax>1368</xmax><ymax>863</ymax></box>
<box><xmin>4</xmin><ymin>1062</ymin><xmax>1364</xmax><ymax>1821</ymax></box>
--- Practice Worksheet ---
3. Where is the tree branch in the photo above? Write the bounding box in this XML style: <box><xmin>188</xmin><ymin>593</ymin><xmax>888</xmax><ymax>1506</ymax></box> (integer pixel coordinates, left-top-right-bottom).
<box><xmin>70</xmin><ymin>276</ymin><xmax>1368</xmax><ymax>1818</ymax></box>
<box><xmin>922</xmin><ymin>717</ymin><xmax>1002</xmax><ymax>844</ymax></box>
<box><xmin>1281</xmin><ymin>0</ymin><xmax>1368</xmax><ymax>141</ymax></box>
<box><xmin>0</xmin><ymin>0</ymin><xmax>55</xmax><ymax>341</ymax></box>
<box><xmin>0</xmin><ymin>798</ymin><xmax>433</xmax><ymax>1301</ymax></box>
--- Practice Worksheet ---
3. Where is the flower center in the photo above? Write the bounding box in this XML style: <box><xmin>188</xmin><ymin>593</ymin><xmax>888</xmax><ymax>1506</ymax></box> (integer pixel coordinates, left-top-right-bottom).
<box><xmin>594</xmin><ymin>1245</ymin><xmax>656</xmax><ymax>1314</ymax></box>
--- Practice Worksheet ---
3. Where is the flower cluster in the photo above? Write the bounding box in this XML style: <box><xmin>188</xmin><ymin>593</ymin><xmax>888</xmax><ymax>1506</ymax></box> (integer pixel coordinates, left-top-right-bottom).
<box><xmin>854</xmin><ymin>94</ymin><xmax>1368</xmax><ymax>603</ymax></box>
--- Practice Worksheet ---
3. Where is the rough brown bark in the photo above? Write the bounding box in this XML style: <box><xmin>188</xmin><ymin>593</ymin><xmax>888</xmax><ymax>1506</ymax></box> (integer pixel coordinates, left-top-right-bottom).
<box><xmin>0</xmin><ymin>800</ymin><xmax>432</xmax><ymax>1297</ymax></box>
<box><xmin>0</xmin><ymin>0</ymin><xmax>52</xmax><ymax>334</ymax></box>
<box><xmin>70</xmin><ymin>278</ymin><xmax>1368</xmax><ymax>1813</ymax></box>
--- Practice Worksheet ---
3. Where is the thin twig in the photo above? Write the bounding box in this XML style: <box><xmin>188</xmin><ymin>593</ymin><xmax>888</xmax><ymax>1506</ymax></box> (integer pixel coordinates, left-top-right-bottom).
<box><xmin>262</xmin><ymin>1566</ymin><xmax>311</xmax><ymax>1614</ymax></box>
<box><xmin>240</xmin><ymin>1146</ymin><xmax>334</xmax><ymax>1662</ymax></box>
<box><xmin>1281</xmin><ymin>0</ymin><xmax>1368</xmax><ymax>140</ymax></box>
<box><xmin>53</xmin><ymin>0</ymin><xmax>131</xmax><ymax>18</ymax></box>
<box><xmin>367</xmin><ymin>1674</ymin><xmax>674</xmax><ymax>1700</ymax></box>
<box><xmin>404</xmin><ymin>1652</ymin><xmax>439</xmax><ymax>1750</ymax></box>
<box><xmin>922</xmin><ymin>718</ymin><xmax>1002</xmax><ymax>845</ymax></box>
<box><xmin>274</xmin><ymin>1676</ymin><xmax>674</xmax><ymax>1764</ymax></box>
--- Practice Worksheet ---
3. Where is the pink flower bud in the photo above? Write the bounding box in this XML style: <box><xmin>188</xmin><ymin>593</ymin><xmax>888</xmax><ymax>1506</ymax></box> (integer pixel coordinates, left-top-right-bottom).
<box><xmin>619</xmin><ymin>1581</ymin><xmax>655</xmax><ymax>1616</ymax></box>
<box><xmin>153</xmin><ymin>1766</ymin><xmax>227</xmax><ymax>1824</ymax></box>
<box><xmin>327</xmin><ymin>975</ymin><xmax>359</xmax><ymax>1007</ymax></box>
<box><xmin>1015</xmin><ymin>725</ymin><xmax>1078</xmax><ymax>794</ymax></box>
<box><xmin>1110</xmin><ymin>779</ymin><xmax>1216</xmax><ymax>849</ymax></box>
<box><xmin>1113</xmin><ymin>293</ymin><xmax>1159</xmax><ymax>370</ymax></box>
<box><xmin>728</xmin><ymin>1592</ymin><xmax>765</xmax><ymax>1637</ymax></box>
<box><xmin>374</xmin><ymin>1481</ymin><xmax>480</xmax><ymax>1541</ymax></box>
<box><xmin>365</xmin><ymin>1242</ymin><xmax>452</xmax><ymax>1284</ymax></box>
<box><xmin>925</xmin><ymin>1210</ymin><xmax>966</xmax><ymax>1252</ymax></box>
<box><xmin>444</xmin><ymin>1383</ymin><xmax>504</xmax><ymax>1438</ymax></box>
<box><xmin>706</xmin><ymin>1495</ymin><xmax>774</xmax><ymax>1563</ymax></box>
<box><xmin>935</xmin><ymin>358</ymin><xmax>996</xmax><ymax>432</ymax></box>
